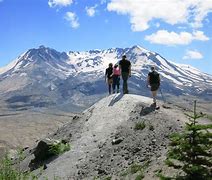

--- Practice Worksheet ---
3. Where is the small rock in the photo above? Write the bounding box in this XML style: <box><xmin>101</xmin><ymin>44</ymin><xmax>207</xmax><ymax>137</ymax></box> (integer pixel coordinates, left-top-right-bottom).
<box><xmin>125</xmin><ymin>156</ymin><xmax>129</xmax><ymax>160</ymax></box>
<box><xmin>152</xmin><ymin>139</ymin><xmax>157</xmax><ymax>143</ymax></box>
<box><xmin>61</xmin><ymin>139</ymin><xmax>69</xmax><ymax>144</ymax></box>
<box><xmin>43</xmin><ymin>164</ymin><xmax>47</xmax><ymax>170</ymax></box>
<box><xmin>78</xmin><ymin>170</ymin><xmax>84</xmax><ymax>175</ymax></box>
<box><xmin>112</xmin><ymin>138</ymin><xmax>123</xmax><ymax>145</ymax></box>
<box><xmin>22</xmin><ymin>146</ymin><xmax>29</xmax><ymax>151</ymax></box>
<box><xmin>162</xmin><ymin>105</ymin><xmax>171</xmax><ymax>109</ymax></box>
<box><xmin>73</xmin><ymin>115</ymin><xmax>79</xmax><ymax>120</ymax></box>
<box><xmin>97</xmin><ymin>168</ymin><xmax>106</xmax><ymax>175</ymax></box>
<box><xmin>133</xmin><ymin>147</ymin><xmax>141</xmax><ymax>153</ymax></box>
<box><xmin>139</xmin><ymin>158</ymin><xmax>145</xmax><ymax>162</ymax></box>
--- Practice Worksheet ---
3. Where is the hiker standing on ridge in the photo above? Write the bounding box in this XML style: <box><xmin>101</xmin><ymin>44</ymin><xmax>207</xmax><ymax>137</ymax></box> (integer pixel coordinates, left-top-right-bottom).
<box><xmin>147</xmin><ymin>66</ymin><xmax>160</xmax><ymax>107</ymax></box>
<box><xmin>119</xmin><ymin>55</ymin><xmax>131</xmax><ymax>94</ymax></box>
<box><xmin>105</xmin><ymin>63</ymin><xmax>113</xmax><ymax>94</ymax></box>
<box><xmin>112</xmin><ymin>64</ymin><xmax>120</xmax><ymax>93</ymax></box>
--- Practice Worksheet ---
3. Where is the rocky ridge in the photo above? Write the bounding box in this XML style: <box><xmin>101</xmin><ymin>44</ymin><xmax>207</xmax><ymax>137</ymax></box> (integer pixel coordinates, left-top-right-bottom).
<box><xmin>18</xmin><ymin>94</ymin><xmax>193</xmax><ymax>179</ymax></box>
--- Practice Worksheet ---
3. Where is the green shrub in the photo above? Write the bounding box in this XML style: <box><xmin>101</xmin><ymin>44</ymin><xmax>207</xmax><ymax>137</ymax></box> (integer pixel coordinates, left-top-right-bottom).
<box><xmin>134</xmin><ymin>122</ymin><xmax>146</xmax><ymax>130</ymax></box>
<box><xmin>49</xmin><ymin>141</ymin><xmax>70</xmax><ymax>156</ymax></box>
<box><xmin>206</xmin><ymin>114</ymin><xmax>212</xmax><ymax>121</ymax></box>
<box><xmin>104</xmin><ymin>176</ymin><xmax>112</xmax><ymax>180</ymax></box>
<box><xmin>130</xmin><ymin>164</ymin><xmax>143</xmax><ymax>174</ymax></box>
<box><xmin>135</xmin><ymin>172</ymin><xmax>145</xmax><ymax>180</ymax></box>
<box><xmin>0</xmin><ymin>153</ymin><xmax>38</xmax><ymax>180</ymax></box>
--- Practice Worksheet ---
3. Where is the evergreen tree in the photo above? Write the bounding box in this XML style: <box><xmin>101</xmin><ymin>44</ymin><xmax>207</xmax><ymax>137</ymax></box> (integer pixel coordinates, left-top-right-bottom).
<box><xmin>160</xmin><ymin>100</ymin><xmax>212</xmax><ymax>180</ymax></box>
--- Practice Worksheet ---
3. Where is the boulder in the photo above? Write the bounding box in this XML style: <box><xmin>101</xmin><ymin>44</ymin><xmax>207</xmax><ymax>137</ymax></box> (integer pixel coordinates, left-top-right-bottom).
<box><xmin>29</xmin><ymin>138</ymin><xmax>58</xmax><ymax>170</ymax></box>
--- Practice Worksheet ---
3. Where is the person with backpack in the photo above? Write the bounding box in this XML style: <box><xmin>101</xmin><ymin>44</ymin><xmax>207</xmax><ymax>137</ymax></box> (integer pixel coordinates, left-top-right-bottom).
<box><xmin>119</xmin><ymin>55</ymin><xmax>131</xmax><ymax>94</ymax></box>
<box><xmin>105</xmin><ymin>63</ymin><xmax>113</xmax><ymax>94</ymax></box>
<box><xmin>112</xmin><ymin>64</ymin><xmax>120</xmax><ymax>93</ymax></box>
<box><xmin>147</xmin><ymin>66</ymin><xmax>160</xmax><ymax>107</ymax></box>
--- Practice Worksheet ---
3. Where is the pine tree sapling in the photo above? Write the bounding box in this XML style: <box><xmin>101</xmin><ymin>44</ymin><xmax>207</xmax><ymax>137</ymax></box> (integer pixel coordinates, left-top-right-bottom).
<box><xmin>160</xmin><ymin>100</ymin><xmax>212</xmax><ymax>180</ymax></box>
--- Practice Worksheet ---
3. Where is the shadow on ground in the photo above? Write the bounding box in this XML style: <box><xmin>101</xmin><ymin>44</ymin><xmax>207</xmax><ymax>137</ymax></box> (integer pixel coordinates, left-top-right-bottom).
<box><xmin>140</xmin><ymin>106</ymin><xmax>155</xmax><ymax>116</ymax></box>
<box><xmin>108</xmin><ymin>93</ymin><xmax>124</xmax><ymax>106</ymax></box>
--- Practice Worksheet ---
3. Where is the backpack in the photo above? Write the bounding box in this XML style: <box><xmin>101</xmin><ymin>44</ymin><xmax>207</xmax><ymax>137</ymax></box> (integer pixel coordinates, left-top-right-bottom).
<box><xmin>149</xmin><ymin>71</ymin><xmax>160</xmax><ymax>84</ymax></box>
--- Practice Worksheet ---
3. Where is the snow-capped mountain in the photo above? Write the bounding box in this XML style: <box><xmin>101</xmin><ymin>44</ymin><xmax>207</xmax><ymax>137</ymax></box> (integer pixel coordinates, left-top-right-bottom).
<box><xmin>0</xmin><ymin>45</ymin><xmax>211</xmax><ymax>111</ymax></box>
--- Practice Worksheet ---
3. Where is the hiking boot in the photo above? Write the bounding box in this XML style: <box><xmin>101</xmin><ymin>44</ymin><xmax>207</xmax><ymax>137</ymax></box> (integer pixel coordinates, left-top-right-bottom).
<box><xmin>117</xmin><ymin>89</ymin><xmax>119</xmax><ymax>93</ymax></box>
<box><xmin>151</xmin><ymin>102</ymin><xmax>156</xmax><ymax>107</ymax></box>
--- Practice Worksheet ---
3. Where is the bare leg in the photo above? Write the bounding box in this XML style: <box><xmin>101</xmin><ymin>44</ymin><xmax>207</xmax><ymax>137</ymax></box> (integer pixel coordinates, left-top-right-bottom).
<box><xmin>109</xmin><ymin>84</ymin><xmax>112</xmax><ymax>94</ymax></box>
<box><xmin>151</xmin><ymin>90</ymin><xmax>157</xmax><ymax>103</ymax></box>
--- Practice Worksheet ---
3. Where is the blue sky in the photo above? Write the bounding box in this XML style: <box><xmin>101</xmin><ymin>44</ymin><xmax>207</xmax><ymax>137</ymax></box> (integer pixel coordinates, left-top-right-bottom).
<box><xmin>0</xmin><ymin>0</ymin><xmax>212</xmax><ymax>74</ymax></box>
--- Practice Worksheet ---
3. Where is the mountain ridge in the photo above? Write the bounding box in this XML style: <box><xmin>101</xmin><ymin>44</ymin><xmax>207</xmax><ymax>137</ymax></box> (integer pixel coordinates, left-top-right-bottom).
<box><xmin>0</xmin><ymin>45</ymin><xmax>211</xmax><ymax>112</ymax></box>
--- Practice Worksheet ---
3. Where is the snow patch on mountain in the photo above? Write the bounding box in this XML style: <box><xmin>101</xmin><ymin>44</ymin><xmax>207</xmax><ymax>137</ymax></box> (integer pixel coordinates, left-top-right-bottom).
<box><xmin>0</xmin><ymin>45</ymin><xmax>212</xmax><ymax>104</ymax></box>
<box><xmin>0</xmin><ymin>52</ymin><xmax>26</xmax><ymax>75</ymax></box>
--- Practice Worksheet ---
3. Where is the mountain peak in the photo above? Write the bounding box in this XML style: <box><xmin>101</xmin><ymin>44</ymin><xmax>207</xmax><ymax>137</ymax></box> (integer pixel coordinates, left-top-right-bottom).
<box><xmin>21</xmin><ymin>46</ymin><xmax>69</xmax><ymax>63</ymax></box>
<box><xmin>130</xmin><ymin>45</ymin><xmax>149</xmax><ymax>53</ymax></box>
<box><xmin>38</xmin><ymin>45</ymin><xmax>46</xmax><ymax>49</ymax></box>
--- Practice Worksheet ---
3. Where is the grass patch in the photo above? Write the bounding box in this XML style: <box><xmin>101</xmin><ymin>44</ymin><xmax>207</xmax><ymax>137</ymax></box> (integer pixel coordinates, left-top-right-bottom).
<box><xmin>120</xmin><ymin>161</ymin><xmax>150</xmax><ymax>178</ymax></box>
<box><xmin>0</xmin><ymin>153</ymin><xmax>38</xmax><ymax>180</ymax></box>
<box><xmin>206</xmin><ymin>114</ymin><xmax>212</xmax><ymax>121</ymax></box>
<box><xmin>49</xmin><ymin>141</ymin><xmax>70</xmax><ymax>156</ymax></box>
<box><xmin>135</xmin><ymin>173</ymin><xmax>145</xmax><ymax>180</ymax></box>
<box><xmin>134</xmin><ymin>122</ymin><xmax>146</xmax><ymax>130</ymax></box>
<box><xmin>130</xmin><ymin>164</ymin><xmax>143</xmax><ymax>174</ymax></box>
<box><xmin>104</xmin><ymin>176</ymin><xmax>112</xmax><ymax>180</ymax></box>
<box><xmin>155</xmin><ymin>169</ymin><xmax>172</xmax><ymax>180</ymax></box>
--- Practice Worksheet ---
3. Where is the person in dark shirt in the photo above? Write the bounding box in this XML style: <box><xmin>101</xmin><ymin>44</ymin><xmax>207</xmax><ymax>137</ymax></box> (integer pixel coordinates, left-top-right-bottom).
<box><xmin>105</xmin><ymin>63</ymin><xmax>113</xmax><ymax>94</ymax></box>
<box><xmin>147</xmin><ymin>66</ymin><xmax>160</xmax><ymax>107</ymax></box>
<box><xmin>119</xmin><ymin>55</ymin><xmax>131</xmax><ymax>94</ymax></box>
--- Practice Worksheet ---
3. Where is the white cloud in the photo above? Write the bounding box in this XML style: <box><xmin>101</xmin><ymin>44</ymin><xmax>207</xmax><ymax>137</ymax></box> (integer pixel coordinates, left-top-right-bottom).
<box><xmin>183</xmin><ymin>50</ymin><xmax>203</xmax><ymax>60</ymax></box>
<box><xmin>48</xmin><ymin>0</ymin><xmax>73</xmax><ymax>7</ymax></box>
<box><xmin>145</xmin><ymin>30</ymin><xmax>209</xmax><ymax>45</ymax></box>
<box><xmin>65</xmin><ymin>12</ymin><xmax>79</xmax><ymax>29</ymax></box>
<box><xmin>107</xmin><ymin>0</ymin><xmax>212</xmax><ymax>31</ymax></box>
<box><xmin>86</xmin><ymin>5</ymin><xmax>97</xmax><ymax>17</ymax></box>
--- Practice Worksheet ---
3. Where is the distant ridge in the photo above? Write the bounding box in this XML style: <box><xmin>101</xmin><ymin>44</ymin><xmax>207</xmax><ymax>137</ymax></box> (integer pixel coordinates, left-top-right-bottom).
<box><xmin>0</xmin><ymin>45</ymin><xmax>211</xmax><ymax>112</ymax></box>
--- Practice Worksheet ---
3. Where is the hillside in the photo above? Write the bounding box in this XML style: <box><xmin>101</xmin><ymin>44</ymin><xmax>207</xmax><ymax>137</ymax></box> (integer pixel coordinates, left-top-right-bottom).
<box><xmin>17</xmin><ymin>94</ymin><xmax>201</xmax><ymax>179</ymax></box>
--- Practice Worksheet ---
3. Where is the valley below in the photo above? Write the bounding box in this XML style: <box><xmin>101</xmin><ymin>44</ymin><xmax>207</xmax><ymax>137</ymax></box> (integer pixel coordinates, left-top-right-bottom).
<box><xmin>0</xmin><ymin>100</ymin><xmax>76</xmax><ymax>158</ymax></box>
<box><xmin>0</xmin><ymin>45</ymin><xmax>211</xmax><ymax>179</ymax></box>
